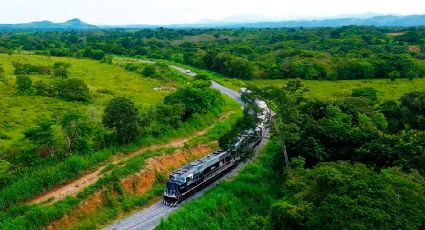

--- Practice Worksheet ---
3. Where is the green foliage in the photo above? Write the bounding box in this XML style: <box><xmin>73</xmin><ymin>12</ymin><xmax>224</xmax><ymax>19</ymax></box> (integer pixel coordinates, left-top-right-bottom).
<box><xmin>271</xmin><ymin>161</ymin><xmax>425</xmax><ymax>230</ymax></box>
<box><xmin>380</xmin><ymin>100</ymin><xmax>404</xmax><ymax>134</ymax></box>
<box><xmin>55</xmin><ymin>78</ymin><xmax>90</xmax><ymax>101</ymax></box>
<box><xmin>142</xmin><ymin>64</ymin><xmax>156</xmax><ymax>77</ymax></box>
<box><xmin>164</xmin><ymin>80</ymin><xmax>223</xmax><ymax>119</ymax></box>
<box><xmin>12</xmin><ymin>62</ymin><xmax>52</xmax><ymax>75</ymax></box>
<box><xmin>15</xmin><ymin>75</ymin><xmax>32</xmax><ymax>94</ymax></box>
<box><xmin>22</xmin><ymin>119</ymin><xmax>57</xmax><ymax>157</ymax></box>
<box><xmin>400</xmin><ymin>91</ymin><xmax>425</xmax><ymax>130</ymax></box>
<box><xmin>101</xmin><ymin>55</ymin><xmax>113</xmax><ymax>64</ymax></box>
<box><xmin>103</xmin><ymin>97</ymin><xmax>139</xmax><ymax>144</ymax></box>
<box><xmin>0</xmin><ymin>65</ymin><xmax>5</xmax><ymax>83</ymax></box>
<box><xmin>52</xmin><ymin>62</ymin><xmax>71</xmax><ymax>80</ymax></box>
<box><xmin>351</xmin><ymin>87</ymin><xmax>378</xmax><ymax>103</ymax></box>
<box><xmin>60</xmin><ymin>111</ymin><xmax>93</xmax><ymax>153</ymax></box>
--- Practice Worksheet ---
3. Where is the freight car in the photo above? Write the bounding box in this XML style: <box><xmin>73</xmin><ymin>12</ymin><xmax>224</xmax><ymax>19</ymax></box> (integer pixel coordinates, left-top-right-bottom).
<box><xmin>163</xmin><ymin>99</ymin><xmax>269</xmax><ymax>206</ymax></box>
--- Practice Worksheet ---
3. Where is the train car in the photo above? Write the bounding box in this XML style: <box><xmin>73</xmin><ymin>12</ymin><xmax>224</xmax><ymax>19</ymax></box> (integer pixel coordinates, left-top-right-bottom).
<box><xmin>163</xmin><ymin>98</ymin><xmax>270</xmax><ymax>206</ymax></box>
<box><xmin>163</xmin><ymin>149</ymin><xmax>236</xmax><ymax>206</ymax></box>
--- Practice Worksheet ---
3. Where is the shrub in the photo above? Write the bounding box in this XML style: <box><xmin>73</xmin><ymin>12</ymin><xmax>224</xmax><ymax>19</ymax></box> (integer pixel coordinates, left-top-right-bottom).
<box><xmin>56</xmin><ymin>78</ymin><xmax>90</xmax><ymax>101</ymax></box>
<box><xmin>53</xmin><ymin>62</ymin><xmax>71</xmax><ymax>80</ymax></box>
<box><xmin>16</xmin><ymin>75</ymin><xmax>33</xmax><ymax>94</ymax></box>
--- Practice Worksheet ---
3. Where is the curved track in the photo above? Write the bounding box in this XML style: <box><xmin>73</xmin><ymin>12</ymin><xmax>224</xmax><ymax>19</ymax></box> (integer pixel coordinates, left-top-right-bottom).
<box><xmin>105</xmin><ymin>64</ymin><xmax>268</xmax><ymax>230</ymax></box>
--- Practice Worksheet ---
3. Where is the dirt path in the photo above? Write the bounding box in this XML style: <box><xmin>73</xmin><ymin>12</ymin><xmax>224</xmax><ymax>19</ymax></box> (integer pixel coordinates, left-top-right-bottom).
<box><xmin>28</xmin><ymin>112</ymin><xmax>232</xmax><ymax>205</ymax></box>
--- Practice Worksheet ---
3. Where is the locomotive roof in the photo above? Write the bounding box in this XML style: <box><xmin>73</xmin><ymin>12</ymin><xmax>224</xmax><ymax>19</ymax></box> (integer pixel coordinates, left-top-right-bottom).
<box><xmin>170</xmin><ymin>149</ymin><xmax>227</xmax><ymax>179</ymax></box>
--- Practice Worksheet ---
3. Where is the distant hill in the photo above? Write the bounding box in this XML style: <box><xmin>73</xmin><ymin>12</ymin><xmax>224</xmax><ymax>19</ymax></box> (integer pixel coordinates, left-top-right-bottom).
<box><xmin>0</xmin><ymin>18</ymin><xmax>96</xmax><ymax>30</ymax></box>
<box><xmin>0</xmin><ymin>14</ymin><xmax>425</xmax><ymax>31</ymax></box>
<box><xmin>169</xmin><ymin>14</ymin><xmax>425</xmax><ymax>28</ymax></box>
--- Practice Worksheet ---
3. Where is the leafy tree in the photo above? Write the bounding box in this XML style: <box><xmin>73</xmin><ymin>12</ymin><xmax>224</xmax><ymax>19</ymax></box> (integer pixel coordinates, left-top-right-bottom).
<box><xmin>60</xmin><ymin>112</ymin><xmax>92</xmax><ymax>153</ymax></box>
<box><xmin>351</xmin><ymin>87</ymin><xmax>378</xmax><ymax>103</ymax></box>
<box><xmin>16</xmin><ymin>75</ymin><xmax>32</xmax><ymax>94</ymax></box>
<box><xmin>0</xmin><ymin>65</ymin><xmax>6</xmax><ymax>83</ymax></box>
<box><xmin>380</xmin><ymin>100</ymin><xmax>404</xmax><ymax>134</ymax></box>
<box><xmin>336</xmin><ymin>59</ymin><xmax>374</xmax><ymax>80</ymax></box>
<box><xmin>389</xmin><ymin>70</ymin><xmax>400</xmax><ymax>82</ymax></box>
<box><xmin>56</xmin><ymin>78</ymin><xmax>90</xmax><ymax>101</ymax></box>
<box><xmin>270</xmin><ymin>160</ymin><xmax>425</xmax><ymax>230</ymax></box>
<box><xmin>142</xmin><ymin>64</ymin><xmax>156</xmax><ymax>77</ymax></box>
<box><xmin>102</xmin><ymin>97</ymin><xmax>139</xmax><ymax>144</ymax></box>
<box><xmin>101</xmin><ymin>55</ymin><xmax>113</xmax><ymax>64</ymax></box>
<box><xmin>400</xmin><ymin>91</ymin><xmax>425</xmax><ymax>130</ymax></box>
<box><xmin>23</xmin><ymin>119</ymin><xmax>56</xmax><ymax>157</ymax></box>
<box><xmin>53</xmin><ymin>62</ymin><xmax>71</xmax><ymax>80</ymax></box>
<box><xmin>164</xmin><ymin>82</ymin><xmax>223</xmax><ymax>119</ymax></box>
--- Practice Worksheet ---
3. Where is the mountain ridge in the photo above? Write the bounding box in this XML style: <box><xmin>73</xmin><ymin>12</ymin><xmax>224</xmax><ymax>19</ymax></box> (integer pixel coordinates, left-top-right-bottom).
<box><xmin>0</xmin><ymin>14</ymin><xmax>425</xmax><ymax>30</ymax></box>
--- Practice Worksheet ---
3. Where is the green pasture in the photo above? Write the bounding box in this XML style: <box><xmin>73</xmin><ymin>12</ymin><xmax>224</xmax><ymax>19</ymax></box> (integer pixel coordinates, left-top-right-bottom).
<box><xmin>0</xmin><ymin>54</ymin><xmax>174</xmax><ymax>149</ymax></box>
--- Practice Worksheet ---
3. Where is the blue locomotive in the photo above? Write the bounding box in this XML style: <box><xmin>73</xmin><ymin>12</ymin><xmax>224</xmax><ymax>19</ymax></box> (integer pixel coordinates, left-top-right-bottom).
<box><xmin>163</xmin><ymin>99</ymin><xmax>269</xmax><ymax>206</ymax></box>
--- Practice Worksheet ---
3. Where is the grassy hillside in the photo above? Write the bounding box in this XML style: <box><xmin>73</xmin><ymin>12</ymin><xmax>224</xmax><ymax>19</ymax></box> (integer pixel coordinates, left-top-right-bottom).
<box><xmin>168</xmin><ymin>61</ymin><xmax>425</xmax><ymax>102</ymax></box>
<box><xmin>244</xmin><ymin>78</ymin><xmax>425</xmax><ymax>101</ymax></box>
<box><xmin>0</xmin><ymin>54</ymin><xmax>177</xmax><ymax>149</ymax></box>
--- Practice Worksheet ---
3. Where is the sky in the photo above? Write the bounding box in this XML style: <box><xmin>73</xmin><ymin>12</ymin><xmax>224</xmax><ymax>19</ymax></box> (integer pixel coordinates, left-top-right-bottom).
<box><xmin>1</xmin><ymin>0</ymin><xmax>425</xmax><ymax>25</ymax></box>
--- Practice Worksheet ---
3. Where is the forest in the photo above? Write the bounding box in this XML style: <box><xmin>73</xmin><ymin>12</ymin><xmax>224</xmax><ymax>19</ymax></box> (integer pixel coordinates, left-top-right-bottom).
<box><xmin>158</xmin><ymin>80</ymin><xmax>425</xmax><ymax>229</ymax></box>
<box><xmin>0</xmin><ymin>26</ymin><xmax>425</xmax><ymax>81</ymax></box>
<box><xmin>0</xmin><ymin>25</ymin><xmax>424</xmax><ymax>229</ymax></box>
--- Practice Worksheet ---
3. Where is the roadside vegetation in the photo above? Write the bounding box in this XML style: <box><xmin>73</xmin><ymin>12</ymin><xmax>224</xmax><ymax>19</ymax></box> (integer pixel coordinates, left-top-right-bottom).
<box><xmin>158</xmin><ymin>80</ymin><xmax>425</xmax><ymax>229</ymax></box>
<box><xmin>0</xmin><ymin>50</ymin><xmax>244</xmax><ymax>229</ymax></box>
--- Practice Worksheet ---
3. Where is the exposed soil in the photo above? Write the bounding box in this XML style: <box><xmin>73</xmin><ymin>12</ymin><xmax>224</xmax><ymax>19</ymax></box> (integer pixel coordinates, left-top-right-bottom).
<box><xmin>46</xmin><ymin>144</ymin><xmax>214</xmax><ymax>230</ymax></box>
<box><xmin>27</xmin><ymin>112</ymin><xmax>231</xmax><ymax>205</ymax></box>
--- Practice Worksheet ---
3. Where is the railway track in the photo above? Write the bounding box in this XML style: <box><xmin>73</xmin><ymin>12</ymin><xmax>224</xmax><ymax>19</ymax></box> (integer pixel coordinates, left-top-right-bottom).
<box><xmin>105</xmin><ymin>63</ymin><xmax>269</xmax><ymax>230</ymax></box>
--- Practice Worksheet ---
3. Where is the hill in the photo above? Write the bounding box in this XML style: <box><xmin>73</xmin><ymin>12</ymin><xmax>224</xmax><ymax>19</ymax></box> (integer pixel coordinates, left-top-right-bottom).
<box><xmin>0</xmin><ymin>18</ymin><xmax>96</xmax><ymax>30</ymax></box>
<box><xmin>1</xmin><ymin>14</ymin><xmax>425</xmax><ymax>31</ymax></box>
<box><xmin>0</xmin><ymin>54</ymin><xmax>173</xmax><ymax>149</ymax></box>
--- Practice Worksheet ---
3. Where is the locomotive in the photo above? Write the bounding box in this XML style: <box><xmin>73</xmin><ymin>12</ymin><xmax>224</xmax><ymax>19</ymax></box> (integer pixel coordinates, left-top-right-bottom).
<box><xmin>163</xmin><ymin>99</ymin><xmax>269</xmax><ymax>206</ymax></box>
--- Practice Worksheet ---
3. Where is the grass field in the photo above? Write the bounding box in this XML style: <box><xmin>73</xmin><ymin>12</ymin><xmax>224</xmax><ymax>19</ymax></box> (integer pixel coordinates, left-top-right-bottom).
<box><xmin>244</xmin><ymin>78</ymin><xmax>425</xmax><ymax>101</ymax></box>
<box><xmin>165</xmin><ymin>61</ymin><xmax>425</xmax><ymax>102</ymax></box>
<box><xmin>0</xmin><ymin>54</ymin><xmax>177</xmax><ymax>149</ymax></box>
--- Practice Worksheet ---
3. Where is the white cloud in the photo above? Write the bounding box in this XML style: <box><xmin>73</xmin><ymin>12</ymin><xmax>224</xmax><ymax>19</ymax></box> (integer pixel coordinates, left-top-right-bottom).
<box><xmin>0</xmin><ymin>0</ymin><xmax>424</xmax><ymax>25</ymax></box>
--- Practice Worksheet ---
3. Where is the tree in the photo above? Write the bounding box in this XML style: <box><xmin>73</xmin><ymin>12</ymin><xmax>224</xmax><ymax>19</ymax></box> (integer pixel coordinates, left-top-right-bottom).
<box><xmin>56</xmin><ymin>78</ymin><xmax>90</xmax><ymax>101</ymax></box>
<box><xmin>23</xmin><ymin>119</ymin><xmax>56</xmax><ymax>157</ymax></box>
<box><xmin>16</xmin><ymin>75</ymin><xmax>32</xmax><ymax>94</ymax></box>
<box><xmin>0</xmin><ymin>65</ymin><xmax>6</xmax><ymax>83</ymax></box>
<box><xmin>164</xmin><ymin>83</ymin><xmax>223</xmax><ymax>119</ymax></box>
<box><xmin>389</xmin><ymin>71</ymin><xmax>400</xmax><ymax>82</ymax></box>
<box><xmin>336</xmin><ymin>59</ymin><xmax>374</xmax><ymax>80</ymax></box>
<box><xmin>142</xmin><ymin>64</ymin><xmax>156</xmax><ymax>77</ymax></box>
<box><xmin>270</xmin><ymin>161</ymin><xmax>425</xmax><ymax>230</ymax></box>
<box><xmin>61</xmin><ymin>112</ymin><xmax>92</xmax><ymax>153</ymax></box>
<box><xmin>400</xmin><ymin>91</ymin><xmax>425</xmax><ymax>130</ymax></box>
<box><xmin>351</xmin><ymin>87</ymin><xmax>378</xmax><ymax>103</ymax></box>
<box><xmin>103</xmin><ymin>97</ymin><xmax>139</xmax><ymax>144</ymax></box>
<box><xmin>380</xmin><ymin>100</ymin><xmax>404</xmax><ymax>134</ymax></box>
<box><xmin>101</xmin><ymin>55</ymin><xmax>113</xmax><ymax>64</ymax></box>
<box><xmin>53</xmin><ymin>62</ymin><xmax>71</xmax><ymax>80</ymax></box>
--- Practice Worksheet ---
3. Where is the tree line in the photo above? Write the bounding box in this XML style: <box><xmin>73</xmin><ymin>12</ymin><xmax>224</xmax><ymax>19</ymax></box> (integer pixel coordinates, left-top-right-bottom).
<box><xmin>0</xmin><ymin>26</ymin><xmax>424</xmax><ymax>80</ymax></box>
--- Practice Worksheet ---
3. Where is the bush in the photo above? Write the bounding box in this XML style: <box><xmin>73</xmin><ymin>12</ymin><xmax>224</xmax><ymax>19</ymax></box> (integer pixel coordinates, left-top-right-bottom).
<box><xmin>164</xmin><ymin>81</ymin><xmax>223</xmax><ymax>119</ymax></box>
<box><xmin>16</xmin><ymin>75</ymin><xmax>32</xmax><ymax>94</ymax></box>
<box><xmin>53</xmin><ymin>62</ymin><xmax>71</xmax><ymax>80</ymax></box>
<box><xmin>56</xmin><ymin>78</ymin><xmax>90</xmax><ymax>101</ymax></box>
<box><xmin>351</xmin><ymin>87</ymin><xmax>378</xmax><ymax>103</ymax></box>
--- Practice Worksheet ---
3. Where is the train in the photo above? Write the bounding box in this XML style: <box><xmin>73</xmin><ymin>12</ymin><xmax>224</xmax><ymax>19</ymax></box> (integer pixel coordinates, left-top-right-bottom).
<box><xmin>163</xmin><ymin>98</ymin><xmax>270</xmax><ymax>206</ymax></box>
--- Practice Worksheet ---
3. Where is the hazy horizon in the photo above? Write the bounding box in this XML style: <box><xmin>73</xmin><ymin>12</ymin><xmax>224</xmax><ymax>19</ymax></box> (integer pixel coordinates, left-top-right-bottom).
<box><xmin>1</xmin><ymin>0</ymin><xmax>425</xmax><ymax>25</ymax></box>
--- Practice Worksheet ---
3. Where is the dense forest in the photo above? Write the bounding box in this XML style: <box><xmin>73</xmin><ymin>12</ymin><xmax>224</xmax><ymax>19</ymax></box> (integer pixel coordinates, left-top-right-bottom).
<box><xmin>158</xmin><ymin>81</ymin><xmax>425</xmax><ymax>229</ymax></box>
<box><xmin>0</xmin><ymin>26</ymin><xmax>425</xmax><ymax>80</ymax></box>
